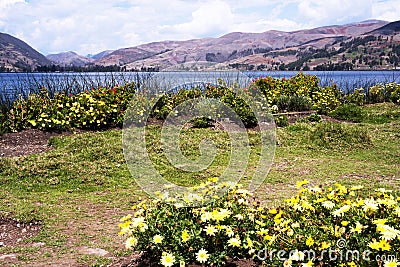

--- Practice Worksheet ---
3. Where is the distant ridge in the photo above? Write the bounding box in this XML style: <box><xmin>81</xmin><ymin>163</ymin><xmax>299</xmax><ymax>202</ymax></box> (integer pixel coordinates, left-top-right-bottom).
<box><xmin>1</xmin><ymin>19</ymin><xmax>399</xmax><ymax>72</ymax></box>
<box><xmin>370</xmin><ymin>20</ymin><xmax>400</xmax><ymax>34</ymax></box>
<box><xmin>0</xmin><ymin>32</ymin><xmax>51</xmax><ymax>72</ymax></box>
<box><xmin>47</xmin><ymin>51</ymin><xmax>94</xmax><ymax>66</ymax></box>
<box><xmin>93</xmin><ymin>19</ymin><xmax>389</xmax><ymax>71</ymax></box>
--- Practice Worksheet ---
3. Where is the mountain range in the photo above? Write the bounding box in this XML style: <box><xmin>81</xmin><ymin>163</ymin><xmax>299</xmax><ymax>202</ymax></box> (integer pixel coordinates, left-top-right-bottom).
<box><xmin>1</xmin><ymin>19</ymin><xmax>400</xmax><ymax>72</ymax></box>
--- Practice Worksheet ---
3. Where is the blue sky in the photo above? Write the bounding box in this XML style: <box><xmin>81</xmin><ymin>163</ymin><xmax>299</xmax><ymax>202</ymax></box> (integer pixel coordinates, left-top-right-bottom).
<box><xmin>0</xmin><ymin>0</ymin><xmax>399</xmax><ymax>56</ymax></box>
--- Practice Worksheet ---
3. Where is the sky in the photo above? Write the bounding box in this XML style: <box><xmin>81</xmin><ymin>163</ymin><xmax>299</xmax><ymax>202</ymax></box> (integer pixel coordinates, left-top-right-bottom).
<box><xmin>0</xmin><ymin>0</ymin><xmax>399</xmax><ymax>56</ymax></box>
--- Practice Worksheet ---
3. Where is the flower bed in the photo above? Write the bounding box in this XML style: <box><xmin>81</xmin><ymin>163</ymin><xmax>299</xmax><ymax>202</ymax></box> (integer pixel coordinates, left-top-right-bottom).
<box><xmin>120</xmin><ymin>179</ymin><xmax>399</xmax><ymax>267</ymax></box>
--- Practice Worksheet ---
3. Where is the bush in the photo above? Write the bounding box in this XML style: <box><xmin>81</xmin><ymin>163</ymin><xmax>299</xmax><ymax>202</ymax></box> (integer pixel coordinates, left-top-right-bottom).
<box><xmin>120</xmin><ymin>180</ymin><xmax>400</xmax><ymax>267</ymax></box>
<box><xmin>306</xmin><ymin>113</ymin><xmax>323</xmax><ymax>123</ymax></box>
<box><xmin>254</xmin><ymin>73</ymin><xmax>341</xmax><ymax>114</ymax></box>
<box><xmin>275</xmin><ymin>115</ymin><xmax>289</xmax><ymax>127</ymax></box>
<box><xmin>344</xmin><ymin>88</ymin><xmax>366</xmax><ymax>106</ymax></box>
<box><xmin>277</xmin><ymin>95</ymin><xmax>311</xmax><ymax>112</ymax></box>
<box><xmin>6</xmin><ymin>83</ymin><xmax>136</xmax><ymax>132</ymax></box>
<box><xmin>329</xmin><ymin>104</ymin><xmax>364</xmax><ymax>123</ymax></box>
<box><xmin>221</xmin><ymin>91</ymin><xmax>257</xmax><ymax>128</ymax></box>
<box><xmin>191</xmin><ymin>117</ymin><xmax>214</xmax><ymax>128</ymax></box>
<box><xmin>367</xmin><ymin>82</ymin><xmax>400</xmax><ymax>104</ymax></box>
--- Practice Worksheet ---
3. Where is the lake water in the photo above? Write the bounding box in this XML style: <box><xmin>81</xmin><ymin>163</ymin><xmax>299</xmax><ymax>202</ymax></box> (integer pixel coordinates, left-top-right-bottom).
<box><xmin>1</xmin><ymin>71</ymin><xmax>400</xmax><ymax>102</ymax></box>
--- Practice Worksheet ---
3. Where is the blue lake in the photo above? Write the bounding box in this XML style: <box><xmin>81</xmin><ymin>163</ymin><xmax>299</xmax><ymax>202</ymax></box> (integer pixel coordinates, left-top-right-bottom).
<box><xmin>1</xmin><ymin>71</ymin><xmax>400</xmax><ymax>102</ymax></box>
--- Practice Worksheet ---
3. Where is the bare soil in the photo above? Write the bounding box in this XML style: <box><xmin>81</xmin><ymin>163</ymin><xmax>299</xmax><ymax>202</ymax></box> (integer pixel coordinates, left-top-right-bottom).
<box><xmin>0</xmin><ymin>128</ymin><xmax>72</xmax><ymax>157</ymax></box>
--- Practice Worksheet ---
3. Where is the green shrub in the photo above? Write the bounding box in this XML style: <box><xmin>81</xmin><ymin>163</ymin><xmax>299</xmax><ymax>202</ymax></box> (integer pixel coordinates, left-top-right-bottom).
<box><xmin>221</xmin><ymin>91</ymin><xmax>257</xmax><ymax>128</ymax></box>
<box><xmin>367</xmin><ymin>82</ymin><xmax>400</xmax><ymax>104</ymax></box>
<box><xmin>191</xmin><ymin>117</ymin><xmax>214</xmax><ymax>128</ymax></box>
<box><xmin>0</xmin><ymin>112</ymin><xmax>9</xmax><ymax>135</ymax></box>
<box><xmin>120</xmin><ymin>179</ymin><xmax>400</xmax><ymax>267</ymax></box>
<box><xmin>275</xmin><ymin>115</ymin><xmax>289</xmax><ymax>127</ymax></box>
<box><xmin>385</xmin><ymin>82</ymin><xmax>400</xmax><ymax>104</ymax></box>
<box><xmin>344</xmin><ymin>88</ymin><xmax>366</xmax><ymax>106</ymax></box>
<box><xmin>306</xmin><ymin>113</ymin><xmax>322</xmax><ymax>123</ymax></box>
<box><xmin>368</xmin><ymin>83</ymin><xmax>386</xmax><ymax>103</ymax></box>
<box><xmin>277</xmin><ymin>95</ymin><xmax>311</xmax><ymax>112</ymax></box>
<box><xmin>329</xmin><ymin>104</ymin><xmax>364</xmax><ymax>123</ymax></box>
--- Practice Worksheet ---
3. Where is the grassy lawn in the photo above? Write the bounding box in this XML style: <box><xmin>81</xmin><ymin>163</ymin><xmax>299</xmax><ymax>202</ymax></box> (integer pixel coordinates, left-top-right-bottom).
<box><xmin>0</xmin><ymin>103</ymin><xmax>399</xmax><ymax>266</ymax></box>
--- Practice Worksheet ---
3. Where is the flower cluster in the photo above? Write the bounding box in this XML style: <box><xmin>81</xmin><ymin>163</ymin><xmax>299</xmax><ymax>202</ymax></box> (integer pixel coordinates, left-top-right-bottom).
<box><xmin>7</xmin><ymin>83</ymin><xmax>136</xmax><ymax>131</ymax></box>
<box><xmin>253</xmin><ymin>73</ymin><xmax>342</xmax><ymax>114</ymax></box>
<box><xmin>120</xmin><ymin>179</ymin><xmax>399</xmax><ymax>266</ymax></box>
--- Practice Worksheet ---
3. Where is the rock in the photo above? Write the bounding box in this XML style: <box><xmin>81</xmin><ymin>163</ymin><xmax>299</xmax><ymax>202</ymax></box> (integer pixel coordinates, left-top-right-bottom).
<box><xmin>0</xmin><ymin>254</ymin><xmax>17</xmax><ymax>260</ymax></box>
<box><xmin>32</xmin><ymin>242</ymin><xmax>46</xmax><ymax>247</ymax></box>
<box><xmin>78</xmin><ymin>246</ymin><xmax>109</xmax><ymax>257</ymax></box>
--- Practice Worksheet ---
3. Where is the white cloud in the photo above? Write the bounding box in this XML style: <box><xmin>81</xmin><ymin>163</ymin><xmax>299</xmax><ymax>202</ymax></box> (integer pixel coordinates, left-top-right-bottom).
<box><xmin>372</xmin><ymin>0</ymin><xmax>400</xmax><ymax>22</ymax></box>
<box><xmin>0</xmin><ymin>0</ymin><xmax>398</xmax><ymax>56</ymax></box>
<box><xmin>160</xmin><ymin>0</ymin><xmax>234</xmax><ymax>39</ymax></box>
<box><xmin>297</xmin><ymin>0</ymin><xmax>374</xmax><ymax>26</ymax></box>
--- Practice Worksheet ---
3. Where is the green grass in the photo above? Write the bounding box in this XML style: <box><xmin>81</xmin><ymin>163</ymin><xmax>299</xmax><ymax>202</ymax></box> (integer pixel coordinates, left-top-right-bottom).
<box><xmin>362</xmin><ymin>102</ymin><xmax>400</xmax><ymax>123</ymax></box>
<box><xmin>0</xmin><ymin>103</ymin><xmax>399</xmax><ymax>266</ymax></box>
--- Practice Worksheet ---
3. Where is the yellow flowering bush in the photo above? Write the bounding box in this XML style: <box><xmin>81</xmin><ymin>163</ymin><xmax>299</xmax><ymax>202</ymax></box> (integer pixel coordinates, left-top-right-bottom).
<box><xmin>120</xmin><ymin>179</ymin><xmax>400</xmax><ymax>266</ymax></box>
<box><xmin>7</xmin><ymin>83</ymin><xmax>136</xmax><ymax>131</ymax></box>
<box><xmin>367</xmin><ymin>82</ymin><xmax>400</xmax><ymax>104</ymax></box>
<box><xmin>253</xmin><ymin>73</ymin><xmax>342</xmax><ymax>114</ymax></box>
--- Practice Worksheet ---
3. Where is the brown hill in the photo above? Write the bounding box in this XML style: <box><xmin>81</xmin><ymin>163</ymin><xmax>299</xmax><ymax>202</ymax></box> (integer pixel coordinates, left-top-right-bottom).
<box><xmin>0</xmin><ymin>32</ymin><xmax>51</xmax><ymax>72</ymax></box>
<box><xmin>94</xmin><ymin>20</ymin><xmax>388</xmax><ymax>70</ymax></box>
<box><xmin>47</xmin><ymin>51</ymin><xmax>94</xmax><ymax>67</ymax></box>
<box><xmin>370</xmin><ymin>20</ymin><xmax>400</xmax><ymax>35</ymax></box>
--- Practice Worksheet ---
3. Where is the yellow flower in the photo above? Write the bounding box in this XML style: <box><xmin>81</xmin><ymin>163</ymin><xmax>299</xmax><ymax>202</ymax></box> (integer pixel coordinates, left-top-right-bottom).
<box><xmin>269</xmin><ymin>208</ymin><xmax>278</xmax><ymax>214</ymax></box>
<box><xmin>378</xmin><ymin>224</ymin><xmax>400</xmax><ymax>241</ymax></box>
<box><xmin>332</xmin><ymin>205</ymin><xmax>351</xmax><ymax>217</ymax></box>
<box><xmin>118</xmin><ymin>220</ymin><xmax>131</xmax><ymax>235</ymax></box>
<box><xmin>384</xmin><ymin>259</ymin><xmax>399</xmax><ymax>267</ymax></box>
<box><xmin>120</xmin><ymin>214</ymin><xmax>132</xmax><ymax>222</ymax></box>
<box><xmin>153</xmin><ymin>234</ymin><xmax>163</xmax><ymax>244</ymax></box>
<box><xmin>160</xmin><ymin>252</ymin><xmax>175</xmax><ymax>267</ymax></box>
<box><xmin>302</xmin><ymin>260</ymin><xmax>314</xmax><ymax>267</ymax></box>
<box><xmin>296</xmin><ymin>179</ymin><xmax>309</xmax><ymax>188</ymax></box>
<box><xmin>225</xmin><ymin>227</ymin><xmax>234</xmax><ymax>237</ymax></box>
<box><xmin>287</xmin><ymin>228</ymin><xmax>294</xmax><ymax>236</ymax></box>
<box><xmin>181</xmin><ymin>230</ymin><xmax>190</xmax><ymax>242</ymax></box>
<box><xmin>196</xmin><ymin>248</ymin><xmax>209</xmax><ymax>263</ymax></box>
<box><xmin>341</xmin><ymin>221</ymin><xmax>349</xmax><ymax>227</ymax></box>
<box><xmin>368</xmin><ymin>239</ymin><xmax>380</xmax><ymax>250</ymax></box>
<box><xmin>350</xmin><ymin>222</ymin><xmax>366</xmax><ymax>234</ymax></box>
<box><xmin>245</xmin><ymin>237</ymin><xmax>253</xmax><ymax>249</ymax></box>
<box><xmin>374</xmin><ymin>219</ymin><xmax>388</xmax><ymax>226</ymax></box>
<box><xmin>283</xmin><ymin>259</ymin><xmax>293</xmax><ymax>267</ymax></box>
<box><xmin>228</xmin><ymin>237</ymin><xmax>241</xmax><ymax>247</ymax></box>
<box><xmin>204</xmin><ymin>225</ymin><xmax>218</xmax><ymax>236</ymax></box>
<box><xmin>306</xmin><ymin>236</ymin><xmax>314</xmax><ymax>247</ymax></box>
<box><xmin>180</xmin><ymin>260</ymin><xmax>185</xmax><ymax>267</ymax></box>
<box><xmin>322</xmin><ymin>201</ymin><xmax>335</xmax><ymax>209</ymax></box>
<box><xmin>379</xmin><ymin>239</ymin><xmax>391</xmax><ymax>251</ymax></box>
<box><xmin>363</xmin><ymin>198</ymin><xmax>379</xmax><ymax>212</ymax></box>
<box><xmin>319</xmin><ymin>241</ymin><xmax>331</xmax><ymax>250</ymax></box>
<box><xmin>125</xmin><ymin>236</ymin><xmax>138</xmax><ymax>249</ymax></box>
<box><xmin>208</xmin><ymin>177</ymin><xmax>218</xmax><ymax>183</ymax></box>
<box><xmin>212</xmin><ymin>208</ymin><xmax>232</xmax><ymax>222</ymax></box>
